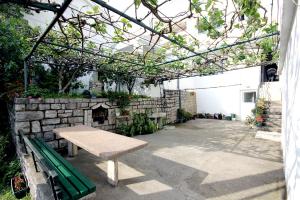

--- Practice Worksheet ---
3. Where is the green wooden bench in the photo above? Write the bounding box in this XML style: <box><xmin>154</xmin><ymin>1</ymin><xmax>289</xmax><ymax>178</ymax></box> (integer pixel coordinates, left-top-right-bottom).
<box><xmin>18</xmin><ymin>130</ymin><xmax>96</xmax><ymax>200</ymax></box>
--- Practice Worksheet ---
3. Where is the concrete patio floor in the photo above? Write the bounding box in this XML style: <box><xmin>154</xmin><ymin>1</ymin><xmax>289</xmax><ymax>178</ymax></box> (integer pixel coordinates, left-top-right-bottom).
<box><xmin>68</xmin><ymin>119</ymin><xmax>285</xmax><ymax>200</ymax></box>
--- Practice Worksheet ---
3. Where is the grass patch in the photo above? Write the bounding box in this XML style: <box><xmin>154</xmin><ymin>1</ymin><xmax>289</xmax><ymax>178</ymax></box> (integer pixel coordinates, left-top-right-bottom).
<box><xmin>0</xmin><ymin>188</ymin><xmax>31</xmax><ymax>200</ymax></box>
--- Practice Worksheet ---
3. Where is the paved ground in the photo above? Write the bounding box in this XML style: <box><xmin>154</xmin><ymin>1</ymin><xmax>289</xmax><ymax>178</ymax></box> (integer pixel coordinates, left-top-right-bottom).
<box><xmin>68</xmin><ymin>119</ymin><xmax>285</xmax><ymax>200</ymax></box>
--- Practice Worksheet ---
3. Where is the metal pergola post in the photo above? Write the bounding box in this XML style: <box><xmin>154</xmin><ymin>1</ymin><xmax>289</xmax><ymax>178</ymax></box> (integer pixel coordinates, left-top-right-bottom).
<box><xmin>23</xmin><ymin>61</ymin><xmax>28</xmax><ymax>92</ymax></box>
<box><xmin>177</xmin><ymin>75</ymin><xmax>181</xmax><ymax>109</ymax></box>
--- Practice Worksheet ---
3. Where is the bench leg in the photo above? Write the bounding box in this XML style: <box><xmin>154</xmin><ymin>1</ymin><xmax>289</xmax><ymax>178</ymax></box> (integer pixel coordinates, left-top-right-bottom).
<box><xmin>31</xmin><ymin>152</ymin><xmax>39</xmax><ymax>172</ymax></box>
<box><xmin>68</xmin><ymin>142</ymin><xmax>78</xmax><ymax>157</ymax></box>
<box><xmin>107</xmin><ymin>159</ymin><xmax>118</xmax><ymax>186</ymax></box>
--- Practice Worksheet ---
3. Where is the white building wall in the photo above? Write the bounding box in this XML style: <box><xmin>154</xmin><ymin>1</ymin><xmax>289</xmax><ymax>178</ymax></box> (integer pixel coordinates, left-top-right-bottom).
<box><xmin>104</xmin><ymin>78</ymin><xmax>161</xmax><ymax>97</ymax></box>
<box><xmin>164</xmin><ymin>66</ymin><xmax>261</xmax><ymax>120</ymax></box>
<box><xmin>279</xmin><ymin>1</ymin><xmax>300</xmax><ymax>199</ymax></box>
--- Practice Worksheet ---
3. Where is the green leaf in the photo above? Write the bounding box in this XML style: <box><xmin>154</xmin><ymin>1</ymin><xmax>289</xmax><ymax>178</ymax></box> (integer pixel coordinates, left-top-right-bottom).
<box><xmin>134</xmin><ymin>0</ymin><xmax>142</xmax><ymax>7</ymax></box>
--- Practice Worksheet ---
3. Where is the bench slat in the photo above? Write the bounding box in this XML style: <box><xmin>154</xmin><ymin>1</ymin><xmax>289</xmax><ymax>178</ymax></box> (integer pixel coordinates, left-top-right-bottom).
<box><xmin>30</xmin><ymin>139</ymin><xmax>79</xmax><ymax>199</ymax></box>
<box><xmin>36</xmin><ymin>138</ymin><xmax>96</xmax><ymax>192</ymax></box>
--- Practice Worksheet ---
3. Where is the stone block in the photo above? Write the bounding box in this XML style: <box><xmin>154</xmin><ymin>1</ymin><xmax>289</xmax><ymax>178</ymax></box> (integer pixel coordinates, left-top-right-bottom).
<box><xmin>15</xmin><ymin>111</ymin><xmax>44</xmax><ymax>122</ymax></box>
<box><xmin>59</xmin><ymin>98</ymin><xmax>69</xmax><ymax>103</ymax></box>
<box><xmin>45</xmin><ymin>110</ymin><xmax>57</xmax><ymax>118</ymax></box>
<box><xmin>68</xmin><ymin>117</ymin><xmax>83</xmax><ymax>124</ymax></box>
<box><xmin>39</xmin><ymin>104</ymin><xmax>50</xmax><ymax>110</ymax></box>
<box><xmin>44</xmin><ymin>131</ymin><xmax>54</xmax><ymax>141</ymax></box>
<box><xmin>59</xmin><ymin>139</ymin><xmax>68</xmax><ymax>148</ymax></box>
<box><xmin>44</xmin><ymin>98</ymin><xmax>55</xmax><ymax>103</ymax></box>
<box><xmin>15</xmin><ymin>122</ymin><xmax>30</xmax><ymax>133</ymax></box>
<box><xmin>108</xmin><ymin>109</ymin><xmax>116</xmax><ymax>116</ymax></box>
<box><xmin>66</xmin><ymin>103</ymin><xmax>77</xmax><ymax>109</ymax></box>
<box><xmin>73</xmin><ymin>110</ymin><xmax>83</xmax><ymax>116</ymax></box>
<box><xmin>81</xmin><ymin>99</ymin><xmax>90</xmax><ymax>103</ymax></box>
<box><xmin>35</xmin><ymin>132</ymin><xmax>43</xmax><ymax>138</ymax></box>
<box><xmin>55</xmin><ymin>124</ymin><xmax>69</xmax><ymax>129</ymax></box>
<box><xmin>29</xmin><ymin>98</ymin><xmax>43</xmax><ymax>104</ymax></box>
<box><xmin>42</xmin><ymin>118</ymin><xmax>60</xmax><ymax>125</ymax></box>
<box><xmin>15</xmin><ymin>104</ymin><xmax>25</xmax><ymax>111</ymax></box>
<box><xmin>31</xmin><ymin>121</ymin><xmax>41</xmax><ymax>133</ymax></box>
<box><xmin>89</xmin><ymin>103</ymin><xmax>97</xmax><ymax>107</ymax></box>
<box><xmin>26</xmin><ymin>103</ymin><xmax>38</xmax><ymax>111</ymax></box>
<box><xmin>51</xmin><ymin>104</ymin><xmax>61</xmax><ymax>110</ymax></box>
<box><xmin>42</xmin><ymin>125</ymin><xmax>55</xmax><ymax>132</ymax></box>
<box><xmin>92</xmin><ymin>121</ymin><xmax>99</xmax><ymax>126</ymax></box>
<box><xmin>74</xmin><ymin>122</ymin><xmax>84</xmax><ymax>126</ymax></box>
<box><xmin>15</xmin><ymin>98</ymin><xmax>27</xmax><ymax>104</ymax></box>
<box><xmin>58</xmin><ymin>112</ymin><xmax>72</xmax><ymax>118</ymax></box>
<box><xmin>73</xmin><ymin>98</ymin><xmax>84</xmax><ymax>103</ymax></box>
<box><xmin>79</xmin><ymin>103</ymin><xmax>89</xmax><ymax>108</ymax></box>
<box><xmin>46</xmin><ymin>141</ymin><xmax>58</xmax><ymax>149</ymax></box>
<box><xmin>58</xmin><ymin>110</ymin><xmax>65</xmax><ymax>114</ymax></box>
<box><xmin>108</xmin><ymin>117</ymin><xmax>116</xmax><ymax>125</ymax></box>
<box><xmin>61</xmin><ymin>118</ymin><xmax>68</xmax><ymax>123</ymax></box>
<box><xmin>61</xmin><ymin>104</ymin><xmax>66</xmax><ymax>109</ymax></box>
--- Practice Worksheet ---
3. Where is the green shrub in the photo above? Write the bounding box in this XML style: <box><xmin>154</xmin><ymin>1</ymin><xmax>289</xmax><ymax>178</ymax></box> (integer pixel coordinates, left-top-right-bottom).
<box><xmin>23</xmin><ymin>84</ymin><xmax>85</xmax><ymax>98</ymax></box>
<box><xmin>116</xmin><ymin>113</ymin><xmax>157</xmax><ymax>137</ymax></box>
<box><xmin>0</xmin><ymin>134</ymin><xmax>20</xmax><ymax>189</ymax></box>
<box><xmin>177</xmin><ymin>109</ymin><xmax>193</xmax><ymax>122</ymax></box>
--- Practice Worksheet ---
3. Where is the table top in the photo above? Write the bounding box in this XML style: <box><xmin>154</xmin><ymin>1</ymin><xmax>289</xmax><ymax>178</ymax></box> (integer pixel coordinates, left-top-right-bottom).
<box><xmin>53</xmin><ymin>125</ymin><xmax>148</xmax><ymax>160</ymax></box>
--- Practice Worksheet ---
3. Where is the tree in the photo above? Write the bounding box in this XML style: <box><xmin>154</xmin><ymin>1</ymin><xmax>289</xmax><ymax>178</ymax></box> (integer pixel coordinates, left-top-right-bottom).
<box><xmin>0</xmin><ymin>4</ymin><xmax>39</xmax><ymax>98</ymax></box>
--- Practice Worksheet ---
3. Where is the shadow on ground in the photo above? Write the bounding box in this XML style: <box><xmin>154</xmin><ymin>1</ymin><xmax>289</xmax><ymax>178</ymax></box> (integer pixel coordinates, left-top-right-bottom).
<box><xmin>68</xmin><ymin>119</ymin><xmax>285</xmax><ymax>200</ymax></box>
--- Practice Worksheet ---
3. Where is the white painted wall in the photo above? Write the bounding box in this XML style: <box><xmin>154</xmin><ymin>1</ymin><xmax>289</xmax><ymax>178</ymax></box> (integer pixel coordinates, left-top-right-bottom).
<box><xmin>164</xmin><ymin>66</ymin><xmax>261</xmax><ymax>120</ymax></box>
<box><xmin>279</xmin><ymin>1</ymin><xmax>300</xmax><ymax>199</ymax></box>
<box><xmin>259</xmin><ymin>82</ymin><xmax>282</xmax><ymax>102</ymax></box>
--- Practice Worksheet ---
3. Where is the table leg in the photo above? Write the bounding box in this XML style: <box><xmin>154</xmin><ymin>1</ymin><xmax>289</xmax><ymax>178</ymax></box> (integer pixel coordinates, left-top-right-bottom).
<box><xmin>68</xmin><ymin>142</ymin><xmax>78</xmax><ymax>157</ymax></box>
<box><xmin>107</xmin><ymin>159</ymin><xmax>118</xmax><ymax>186</ymax></box>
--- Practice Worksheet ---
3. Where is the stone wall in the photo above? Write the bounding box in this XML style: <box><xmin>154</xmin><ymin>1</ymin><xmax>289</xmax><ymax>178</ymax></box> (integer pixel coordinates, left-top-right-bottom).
<box><xmin>9</xmin><ymin>97</ymin><xmax>167</xmax><ymax>149</ymax></box>
<box><xmin>164</xmin><ymin>90</ymin><xmax>197</xmax><ymax>115</ymax></box>
<box><xmin>9</xmin><ymin>90</ymin><xmax>196</xmax><ymax>150</ymax></box>
<box><xmin>8</xmin><ymin>90</ymin><xmax>196</xmax><ymax>199</ymax></box>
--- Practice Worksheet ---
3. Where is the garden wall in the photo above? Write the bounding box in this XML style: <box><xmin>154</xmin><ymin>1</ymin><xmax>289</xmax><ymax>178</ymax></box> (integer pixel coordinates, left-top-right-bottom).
<box><xmin>164</xmin><ymin>90</ymin><xmax>197</xmax><ymax>115</ymax></box>
<box><xmin>7</xmin><ymin>90</ymin><xmax>196</xmax><ymax>199</ymax></box>
<box><xmin>9</xmin><ymin>90</ymin><xmax>196</xmax><ymax>150</ymax></box>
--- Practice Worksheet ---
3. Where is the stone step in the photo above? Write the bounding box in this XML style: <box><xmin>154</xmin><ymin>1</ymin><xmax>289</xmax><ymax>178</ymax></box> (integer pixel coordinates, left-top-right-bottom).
<box><xmin>261</xmin><ymin>126</ymin><xmax>282</xmax><ymax>133</ymax></box>
<box><xmin>255</xmin><ymin>130</ymin><xmax>281</xmax><ymax>142</ymax></box>
<box><xmin>267</xmin><ymin>100</ymin><xmax>281</xmax><ymax>106</ymax></box>
<box><xmin>264</xmin><ymin>121</ymin><xmax>281</xmax><ymax>128</ymax></box>
<box><xmin>263</xmin><ymin>114</ymin><xmax>282</xmax><ymax>119</ymax></box>
<box><xmin>267</xmin><ymin>109</ymin><xmax>282</xmax><ymax>115</ymax></box>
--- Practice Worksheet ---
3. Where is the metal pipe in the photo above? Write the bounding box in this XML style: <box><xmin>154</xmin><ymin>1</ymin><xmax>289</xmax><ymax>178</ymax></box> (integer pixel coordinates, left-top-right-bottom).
<box><xmin>91</xmin><ymin>0</ymin><xmax>227</xmax><ymax>71</ymax></box>
<box><xmin>25</xmin><ymin>0</ymin><xmax>73</xmax><ymax>61</ymax></box>
<box><xmin>154</xmin><ymin>32</ymin><xmax>280</xmax><ymax>67</ymax></box>
<box><xmin>91</xmin><ymin>0</ymin><xmax>226</xmax><ymax>70</ymax></box>
<box><xmin>177</xmin><ymin>76</ymin><xmax>181</xmax><ymax>109</ymax></box>
<box><xmin>23</xmin><ymin>61</ymin><xmax>28</xmax><ymax>92</ymax></box>
<box><xmin>41</xmin><ymin>41</ymin><xmax>143</xmax><ymax>66</ymax></box>
<box><xmin>92</xmin><ymin>0</ymin><xmax>197</xmax><ymax>54</ymax></box>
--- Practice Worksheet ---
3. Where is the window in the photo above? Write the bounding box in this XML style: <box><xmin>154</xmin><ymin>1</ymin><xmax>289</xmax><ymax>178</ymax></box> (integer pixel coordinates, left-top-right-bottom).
<box><xmin>244</xmin><ymin>92</ymin><xmax>256</xmax><ymax>103</ymax></box>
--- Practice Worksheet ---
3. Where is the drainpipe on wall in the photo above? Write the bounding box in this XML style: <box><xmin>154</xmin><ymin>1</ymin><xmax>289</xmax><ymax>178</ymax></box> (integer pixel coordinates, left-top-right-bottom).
<box><xmin>177</xmin><ymin>76</ymin><xmax>181</xmax><ymax>109</ymax></box>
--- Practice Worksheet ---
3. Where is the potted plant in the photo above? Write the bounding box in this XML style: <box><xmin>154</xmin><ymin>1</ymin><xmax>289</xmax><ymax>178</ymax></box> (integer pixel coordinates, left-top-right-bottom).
<box><xmin>11</xmin><ymin>174</ymin><xmax>29</xmax><ymax>199</ymax></box>
<box><xmin>231</xmin><ymin>113</ymin><xmax>236</xmax><ymax>121</ymax></box>
<box><xmin>255</xmin><ymin>115</ymin><xmax>264</xmax><ymax>127</ymax></box>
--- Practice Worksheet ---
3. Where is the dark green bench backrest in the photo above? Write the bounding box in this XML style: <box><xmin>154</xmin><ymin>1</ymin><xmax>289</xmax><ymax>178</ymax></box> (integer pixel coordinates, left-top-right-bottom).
<box><xmin>18</xmin><ymin>131</ymin><xmax>96</xmax><ymax>200</ymax></box>
<box><xmin>30</xmin><ymin>138</ymin><xmax>96</xmax><ymax>199</ymax></box>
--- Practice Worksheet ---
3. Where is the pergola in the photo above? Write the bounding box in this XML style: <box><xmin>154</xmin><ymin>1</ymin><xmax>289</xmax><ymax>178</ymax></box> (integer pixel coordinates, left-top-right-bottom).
<box><xmin>2</xmin><ymin>0</ymin><xmax>279</xmax><ymax>91</ymax></box>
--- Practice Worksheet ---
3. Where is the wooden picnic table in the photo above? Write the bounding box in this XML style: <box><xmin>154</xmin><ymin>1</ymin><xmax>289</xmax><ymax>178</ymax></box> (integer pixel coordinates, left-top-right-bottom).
<box><xmin>53</xmin><ymin>125</ymin><xmax>148</xmax><ymax>186</ymax></box>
